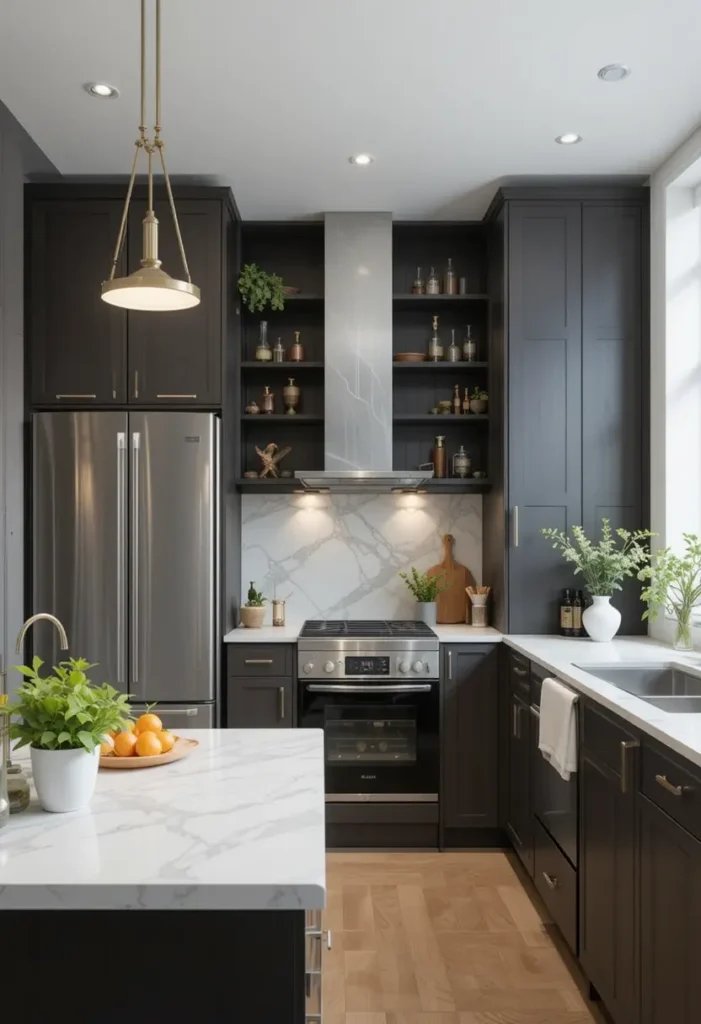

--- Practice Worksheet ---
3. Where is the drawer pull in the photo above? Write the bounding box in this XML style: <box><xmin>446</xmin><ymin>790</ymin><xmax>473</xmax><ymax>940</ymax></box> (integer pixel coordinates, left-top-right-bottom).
<box><xmin>244</xmin><ymin>658</ymin><xmax>274</xmax><ymax>665</ymax></box>
<box><xmin>512</xmin><ymin>665</ymin><xmax>528</xmax><ymax>677</ymax></box>
<box><xmin>620</xmin><ymin>739</ymin><xmax>639</xmax><ymax>794</ymax></box>
<box><xmin>655</xmin><ymin>773</ymin><xmax>688</xmax><ymax>798</ymax></box>
<box><xmin>325</xmin><ymin>929</ymin><xmax>332</xmax><ymax>950</ymax></box>
<box><xmin>56</xmin><ymin>394</ymin><xmax>97</xmax><ymax>399</ymax></box>
<box><xmin>542</xmin><ymin>871</ymin><xmax>559</xmax><ymax>891</ymax></box>
<box><xmin>156</xmin><ymin>394</ymin><xmax>198</xmax><ymax>399</ymax></box>
<box><xmin>278</xmin><ymin>685</ymin><xmax>285</xmax><ymax>721</ymax></box>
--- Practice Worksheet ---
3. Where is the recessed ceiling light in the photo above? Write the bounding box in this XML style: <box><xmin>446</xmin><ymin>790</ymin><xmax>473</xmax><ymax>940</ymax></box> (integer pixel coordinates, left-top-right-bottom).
<box><xmin>555</xmin><ymin>133</ymin><xmax>582</xmax><ymax>145</ymax></box>
<box><xmin>598</xmin><ymin>63</ymin><xmax>631</xmax><ymax>82</ymax></box>
<box><xmin>349</xmin><ymin>153</ymin><xmax>373</xmax><ymax>166</ymax></box>
<box><xmin>84</xmin><ymin>82</ymin><xmax>119</xmax><ymax>99</ymax></box>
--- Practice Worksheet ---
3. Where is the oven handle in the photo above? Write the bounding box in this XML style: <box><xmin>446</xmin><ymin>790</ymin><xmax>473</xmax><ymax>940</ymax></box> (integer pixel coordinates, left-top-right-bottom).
<box><xmin>305</xmin><ymin>683</ymin><xmax>433</xmax><ymax>694</ymax></box>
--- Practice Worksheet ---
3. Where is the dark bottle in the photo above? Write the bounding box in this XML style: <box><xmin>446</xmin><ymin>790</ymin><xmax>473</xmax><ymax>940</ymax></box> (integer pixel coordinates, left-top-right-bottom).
<box><xmin>560</xmin><ymin>588</ymin><xmax>574</xmax><ymax>636</ymax></box>
<box><xmin>572</xmin><ymin>590</ymin><xmax>584</xmax><ymax>637</ymax></box>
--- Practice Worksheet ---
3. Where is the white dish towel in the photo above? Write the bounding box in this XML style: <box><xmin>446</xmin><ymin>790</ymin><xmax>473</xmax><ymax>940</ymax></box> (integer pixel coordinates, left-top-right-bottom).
<box><xmin>539</xmin><ymin>676</ymin><xmax>578</xmax><ymax>781</ymax></box>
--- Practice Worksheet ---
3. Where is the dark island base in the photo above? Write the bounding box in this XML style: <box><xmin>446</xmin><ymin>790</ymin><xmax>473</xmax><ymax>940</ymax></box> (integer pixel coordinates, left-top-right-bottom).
<box><xmin>7</xmin><ymin>908</ymin><xmax>306</xmax><ymax>1024</ymax></box>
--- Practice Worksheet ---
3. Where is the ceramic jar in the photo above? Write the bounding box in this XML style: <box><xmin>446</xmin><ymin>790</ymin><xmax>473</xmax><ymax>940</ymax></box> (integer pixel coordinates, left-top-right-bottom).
<box><xmin>582</xmin><ymin>595</ymin><xmax>621</xmax><ymax>642</ymax></box>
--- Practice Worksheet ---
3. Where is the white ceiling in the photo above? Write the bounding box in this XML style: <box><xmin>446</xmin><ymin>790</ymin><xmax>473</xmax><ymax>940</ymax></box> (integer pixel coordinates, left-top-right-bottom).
<box><xmin>1</xmin><ymin>0</ymin><xmax>700</xmax><ymax>219</ymax></box>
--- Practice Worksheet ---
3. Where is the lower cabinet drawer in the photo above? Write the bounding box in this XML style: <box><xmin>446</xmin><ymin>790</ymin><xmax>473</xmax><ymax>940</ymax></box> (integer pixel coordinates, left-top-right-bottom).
<box><xmin>642</xmin><ymin>742</ymin><xmax>701</xmax><ymax>843</ymax></box>
<box><xmin>533</xmin><ymin>817</ymin><xmax>577</xmax><ymax>953</ymax></box>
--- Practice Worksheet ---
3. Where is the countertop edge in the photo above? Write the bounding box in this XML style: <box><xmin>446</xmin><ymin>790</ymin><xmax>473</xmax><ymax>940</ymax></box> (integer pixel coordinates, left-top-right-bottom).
<box><xmin>223</xmin><ymin>625</ymin><xmax>503</xmax><ymax>643</ymax></box>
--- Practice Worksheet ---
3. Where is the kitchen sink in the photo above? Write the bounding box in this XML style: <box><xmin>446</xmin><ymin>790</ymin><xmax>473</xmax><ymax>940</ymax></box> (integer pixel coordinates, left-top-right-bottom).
<box><xmin>573</xmin><ymin>663</ymin><xmax>701</xmax><ymax>713</ymax></box>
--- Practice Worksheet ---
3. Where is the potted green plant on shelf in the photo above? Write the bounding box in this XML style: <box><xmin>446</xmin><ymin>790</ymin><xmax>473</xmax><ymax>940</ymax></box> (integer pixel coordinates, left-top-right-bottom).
<box><xmin>469</xmin><ymin>387</ymin><xmax>488</xmax><ymax>414</ymax></box>
<box><xmin>238</xmin><ymin>263</ymin><xmax>286</xmax><ymax>313</ymax></box>
<box><xmin>240</xmin><ymin>581</ymin><xmax>267</xmax><ymax>628</ymax></box>
<box><xmin>9</xmin><ymin>657</ymin><xmax>131</xmax><ymax>813</ymax></box>
<box><xmin>399</xmin><ymin>567</ymin><xmax>448</xmax><ymax>626</ymax></box>
<box><xmin>541</xmin><ymin>519</ymin><xmax>652</xmax><ymax>642</ymax></box>
<box><xmin>639</xmin><ymin>534</ymin><xmax>701</xmax><ymax>651</ymax></box>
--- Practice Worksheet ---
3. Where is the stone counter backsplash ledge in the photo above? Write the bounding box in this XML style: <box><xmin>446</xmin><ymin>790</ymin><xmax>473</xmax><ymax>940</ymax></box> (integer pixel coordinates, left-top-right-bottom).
<box><xmin>241</xmin><ymin>492</ymin><xmax>482</xmax><ymax>620</ymax></box>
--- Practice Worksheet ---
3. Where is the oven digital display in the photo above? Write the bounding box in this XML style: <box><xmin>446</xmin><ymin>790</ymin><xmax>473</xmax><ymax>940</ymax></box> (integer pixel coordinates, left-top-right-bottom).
<box><xmin>345</xmin><ymin>657</ymin><xmax>390</xmax><ymax>675</ymax></box>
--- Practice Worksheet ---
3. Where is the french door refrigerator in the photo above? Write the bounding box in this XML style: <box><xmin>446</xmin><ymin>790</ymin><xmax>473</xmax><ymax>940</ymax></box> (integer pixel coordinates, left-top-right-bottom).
<box><xmin>32</xmin><ymin>411</ymin><xmax>220</xmax><ymax>728</ymax></box>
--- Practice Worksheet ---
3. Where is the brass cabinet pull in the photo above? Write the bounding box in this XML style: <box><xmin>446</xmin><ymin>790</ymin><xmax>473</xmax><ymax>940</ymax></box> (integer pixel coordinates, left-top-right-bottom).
<box><xmin>512</xmin><ymin>666</ymin><xmax>528</xmax><ymax>677</ymax></box>
<box><xmin>542</xmin><ymin>871</ymin><xmax>559</xmax><ymax>891</ymax></box>
<box><xmin>278</xmin><ymin>686</ymin><xmax>285</xmax><ymax>721</ymax></box>
<box><xmin>244</xmin><ymin>658</ymin><xmax>273</xmax><ymax>665</ymax></box>
<box><xmin>655</xmin><ymin>773</ymin><xmax>687</xmax><ymax>797</ymax></box>
<box><xmin>56</xmin><ymin>394</ymin><xmax>97</xmax><ymax>399</ymax></box>
<box><xmin>447</xmin><ymin>650</ymin><xmax>453</xmax><ymax>681</ymax></box>
<box><xmin>156</xmin><ymin>393</ymin><xmax>198</xmax><ymax>399</ymax></box>
<box><xmin>512</xmin><ymin>703</ymin><xmax>521</xmax><ymax>739</ymax></box>
<box><xmin>512</xmin><ymin>505</ymin><xmax>520</xmax><ymax>547</ymax></box>
<box><xmin>133</xmin><ymin>370</ymin><xmax>139</xmax><ymax>399</ymax></box>
<box><xmin>620</xmin><ymin>739</ymin><xmax>640</xmax><ymax>794</ymax></box>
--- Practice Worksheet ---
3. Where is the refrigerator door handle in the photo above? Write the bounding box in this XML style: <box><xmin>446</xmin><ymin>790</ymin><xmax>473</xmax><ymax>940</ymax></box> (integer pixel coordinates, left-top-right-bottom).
<box><xmin>116</xmin><ymin>433</ymin><xmax>127</xmax><ymax>684</ymax></box>
<box><xmin>131</xmin><ymin>431</ymin><xmax>141</xmax><ymax>688</ymax></box>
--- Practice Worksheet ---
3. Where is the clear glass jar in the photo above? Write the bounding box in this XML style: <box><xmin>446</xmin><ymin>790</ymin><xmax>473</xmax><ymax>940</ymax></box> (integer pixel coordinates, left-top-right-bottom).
<box><xmin>7</xmin><ymin>763</ymin><xmax>30</xmax><ymax>814</ymax></box>
<box><xmin>426</xmin><ymin>267</ymin><xmax>440</xmax><ymax>295</ymax></box>
<box><xmin>411</xmin><ymin>266</ymin><xmax>425</xmax><ymax>295</ymax></box>
<box><xmin>255</xmin><ymin>320</ymin><xmax>272</xmax><ymax>362</ymax></box>
<box><xmin>673</xmin><ymin>605</ymin><xmax>694</xmax><ymax>651</ymax></box>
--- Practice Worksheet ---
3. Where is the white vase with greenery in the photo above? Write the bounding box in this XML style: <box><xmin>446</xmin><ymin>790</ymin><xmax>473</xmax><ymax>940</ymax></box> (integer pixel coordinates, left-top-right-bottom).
<box><xmin>399</xmin><ymin>567</ymin><xmax>447</xmax><ymax>626</ymax></box>
<box><xmin>9</xmin><ymin>657</ymin><xmax>131</xmax><ymax>813</ymax></box>
<box><xmin>639</xmin><ymin>534</ymin><xmax>701</xmax><ymax>651</ymax></box>
<box><xmin>541</xmin><ymin>519</ymin><xmax>652</xmax><ymax>642</ymax></box>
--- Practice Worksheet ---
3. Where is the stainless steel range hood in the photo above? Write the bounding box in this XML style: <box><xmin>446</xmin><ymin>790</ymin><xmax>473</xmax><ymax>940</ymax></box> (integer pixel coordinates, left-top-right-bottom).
<box><xmin>295</xmin><ymin>212</ymin><xmax>432</xmax><ymax>493</ymax></box>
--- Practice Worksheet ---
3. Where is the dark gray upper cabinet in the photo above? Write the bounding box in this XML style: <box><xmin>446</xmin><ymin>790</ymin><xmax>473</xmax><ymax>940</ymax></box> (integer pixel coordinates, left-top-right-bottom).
<box><xmin>441</xmin><ymin>645</ymin><xmax>498</xmax><ymax>830</ymax></box>
<box><xmin>507</xmin><ymin>204</ymin><xmax>582</xmax><ymax>633</ymax></box>
<box><xmin>127</xmin><ymin>200</ymin><xmax>223</xmax><ymax>405</ymax></box>
<box><xmin>29</xmin><ymin>199</ymin><xmax>127</xmax><ymax>405</ymax></box>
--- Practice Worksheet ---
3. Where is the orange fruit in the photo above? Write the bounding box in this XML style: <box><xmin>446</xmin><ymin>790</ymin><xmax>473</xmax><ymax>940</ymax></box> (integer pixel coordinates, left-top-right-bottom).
<box><xmin>158</xmin><ymin>730</ymin><xmax>175</xmax><ymax>753</ymax></box>
<box><xmin>135</xmin><ymin>730</ymin><xmax>162</xmax><ymax>757</ymax></box>
<box><xmin>100</xmin><ymin>735</ymin><xmax>115</xmax><ymax>756</ymax></box>
<box><xmin>123</xmin><ymin>720</ymin><xmax>136</xmax><ymax>733</ymax></box>
<box><xmin>135</xmin><ymin>713</ymin><xmax>163</xmax><ymax>736</ymax></box>
<box><xmin>113</xmin><ymin>731</ymin><xmax>138</xmax><ymax>757</ymax></box>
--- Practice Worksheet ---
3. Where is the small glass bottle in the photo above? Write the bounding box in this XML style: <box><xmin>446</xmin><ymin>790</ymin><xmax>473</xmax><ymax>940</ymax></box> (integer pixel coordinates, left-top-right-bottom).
<box><xmin>572</xmin><ymin>590</ymin><xmax>584</xmax><ymax>638</ymax></box>
<box><xmin>426</xmin><ymin>266</ymin><xmax>440</xmax><ymax>295</ymax></box>
<box><xmin>255</xmin><ymin>320</ymin><xmax>272</xmax><ymax>362</ymax></box>
<box><xmin>447</xmin><ymin>328</ymin><xmax>461</xmax><ymax>363</ymax></box>
<box><xmin>411</xmin><ymin>267</ymin><xmax>425</xmax><ymax>295</ymax></box>
<box><xmin>462</xmin><ymin>386</ymin><xmax>470</xmax><ymax>415</ymax></box>
<box><xmin>451</xmin><ymin>445</ymin><xmax>471</xmax><ymax>479</ymax></box>
<box><xmin>273</xmin><ymin>337</ymin><xmax>285</xmax><ymax>363</ymax></box>
<box><xmin>463</xmin><ymin>325</ymin><xmax>477</xmax><ymax>362</ymax></box>
<box><xmin>433</xmin><ymin>435</ymin><xmax>446</xmax><ymax>478</ymax></box>
<box><xmin>428</xmin><ymin>315</ymin><xmax>443</xmax><ymax>362</ymax></box>
<box><xmin>560</xmin><ymin>588</ymin><xmax>574</xmax><ymax>637</ymax></box>
<box><xmin>452</xmin><ymin>384</ymin><xmax>462</xmax><ymax>415</ymax></box>
<box><xmin>444</xmin><ymin>258</ymin><xmax>457</xmax><ymax>295</ymax></box>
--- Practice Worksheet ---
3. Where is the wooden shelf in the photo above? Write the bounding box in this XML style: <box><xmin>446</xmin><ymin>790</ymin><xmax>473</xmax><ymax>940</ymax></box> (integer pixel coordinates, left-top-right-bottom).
<box><xmin>241</xmin><ymin>414</ymin><xmax>323</xmax><ymax>423</ymax></box>
<box><xmin>236</xmin><ymin>477</ymin><xmax>304</xmax><ymax>493</ymax></box>
<box><xmin>241</xmin><ymin>361</ymin><xmax>324</xmax><ymax>369</ymax></box>
<box><xmin>281</xmin><ymin>294</ymin><xmax>324</xmax><ymax>302</ymax></box>
<box><xmin>393</xmin><ymin>293</ymin><xmax>489</xmax><ymax>303</ymax></box>
<box><xmin>393</xmin><ymin>414</ymin><xmax>489</xmax><ymax>423</ymax></box>
<box><xmin>393</xmin><ymin>360</ymin><xmax>488</xmax><ymax>370</ymax></box>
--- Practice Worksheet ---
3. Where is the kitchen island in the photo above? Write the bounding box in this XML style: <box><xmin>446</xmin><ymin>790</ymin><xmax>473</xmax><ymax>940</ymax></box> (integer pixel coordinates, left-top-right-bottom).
<box><xmin>0</xmin><ymin>729</ymin><xmax>325</xmax><ymax>1023</ymax></box>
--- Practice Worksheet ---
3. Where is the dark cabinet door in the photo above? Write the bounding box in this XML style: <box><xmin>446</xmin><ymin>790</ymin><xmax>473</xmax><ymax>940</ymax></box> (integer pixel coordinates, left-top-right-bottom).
<box><xmin>29</xmin><ymin>200</ymin><xmax>127</xmax><ymax>404</ymax></box>
<box><xmin>506</xmin><ymin>691</ymin><xmax>533</xmax><ymax>875</ymax></box>
<box><xmin>507</xmin><ymin>203</ymin><xmax>582</xmax><ymax>633</ymax></box>
<box><xmin>582</xmin><ymin>204</ymin><xmax>645</xmax><ymax>633</ymax></box>
<box><xmin>127</xmin><ymin>199</ymin><xmax>222</xmax><ymax>404</ymax></box>
<box><xmin>227</xmin><ymin>677</ymin><xmax>294</xmax><ymax>728</ymax></box>
<box><xmin>579</xmin><ymin>748</ymin><xmax>638</xmax><ymax>1024</ymax></box>
<box><xmin>442</xmin><ymin>645</ymin><xmax>498</xmax><ymax>829</ymax></box>
<box><xmin>640</xmin><ymin>795</ymin><xmax>701</xmax><ymax>1024</ymax></box>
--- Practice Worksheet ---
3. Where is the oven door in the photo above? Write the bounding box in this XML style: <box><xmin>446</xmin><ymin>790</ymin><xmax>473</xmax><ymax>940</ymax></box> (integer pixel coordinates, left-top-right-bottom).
<box><xmin>531</xmin><ymin>703</ymin><xmax>578</xmax><ymax>867</ymax></box>
<box><xmin>301</xmin><ymin>680</ymin><xmax>439</xmax><ymax>800</ymax></box>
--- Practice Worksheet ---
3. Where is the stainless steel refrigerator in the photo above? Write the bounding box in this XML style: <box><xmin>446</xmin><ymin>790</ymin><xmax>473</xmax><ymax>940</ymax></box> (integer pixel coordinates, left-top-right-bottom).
<box><xmin>32</xmin><ymin>411</ymin><xmax>220</xmax><ymax>728</ymax></box>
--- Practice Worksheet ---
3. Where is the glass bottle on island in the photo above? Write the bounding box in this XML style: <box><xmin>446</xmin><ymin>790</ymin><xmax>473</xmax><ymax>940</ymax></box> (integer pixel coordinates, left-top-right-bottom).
<box><xmin>426</xmin><ymin>267</ymin><xmax>440</xmax><ymax>295</ymax></box>
<box><xmin>428</xmin><ymin>315</ymin><xmax>443</xmax><ymax>362</ymax></box>
<box><xmin>411</xmin><ymin>267</ymin><xmax>425</xmax><ymax>295</ymax></box>
<box><xmin>444</xmin><ymin>258</ymin><xmax>457</xmax><ymax>295</ymax></box>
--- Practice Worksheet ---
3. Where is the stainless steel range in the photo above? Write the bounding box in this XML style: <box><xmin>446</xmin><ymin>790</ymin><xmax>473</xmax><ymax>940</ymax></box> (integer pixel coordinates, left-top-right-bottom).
<box><xmin>298</xmin><ymin>620</ymin><xmax>440</xmax><ymax>806</ymax></box>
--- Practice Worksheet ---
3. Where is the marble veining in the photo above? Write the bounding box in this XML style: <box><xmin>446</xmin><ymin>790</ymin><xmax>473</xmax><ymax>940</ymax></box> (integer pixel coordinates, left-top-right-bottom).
<box><xmin>241</xmin><ymin>492</ymin><xmax>482</xmax><ymax>619</ymax></box>
<box><xmin>0</xmin><ymin>729</ymin><xmax>326</xmax><ymax>911</ymax></box>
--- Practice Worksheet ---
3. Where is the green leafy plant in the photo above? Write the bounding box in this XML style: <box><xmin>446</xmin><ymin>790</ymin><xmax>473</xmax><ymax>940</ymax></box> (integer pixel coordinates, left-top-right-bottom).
<box><xmin>399</xmin><ymin>567</ymin><xmax>448</xmax><ymax>603</ymax></box>
<box><xmin>9</xmin><ymin>657</ymin><xmax>131</xmax><ymax>753</ymax></box>
<box><xmin>471</xmin><ymin>386</ymin><xmax>488</xmax><ymax>401</ymax></box>
<box><xmin>238</xmin><ymin>263</ymin><xmax>286</xmax><ymax>313</ymax></box>
<box><xmin>541</xmin><ymin>519</ymin><xmax>653</xmax><ymax>596</ymax></box>
<box><xmin>246</xmin><ymin>581</ymin><xmax>266</xmax><ymax>607</ymax></box>
<box><xmin>638</xmin><ymin>534</ymin><xmax>701</xmax><ymax>648</ymax></box>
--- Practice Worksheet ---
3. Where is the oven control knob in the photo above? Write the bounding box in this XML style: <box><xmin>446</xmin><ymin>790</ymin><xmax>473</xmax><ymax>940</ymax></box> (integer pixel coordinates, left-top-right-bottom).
<box><xmin>398</xmin><ymin>660</ymin><xmax>411</xmax><ymax>674</ymax></box>
<box><xmin>324</xmin><ymin>661</ymin><xmax>335</xmax><ymax>673</ymax></box>
<box><xmin>412</xmin><ymin>660</ymin><xmax>424</xmax><ymax>673</ymax></box>
<box><xmin>303</xmin><ymin>662</ymin><xmax>314</xmax><ymax>674</ymax></box>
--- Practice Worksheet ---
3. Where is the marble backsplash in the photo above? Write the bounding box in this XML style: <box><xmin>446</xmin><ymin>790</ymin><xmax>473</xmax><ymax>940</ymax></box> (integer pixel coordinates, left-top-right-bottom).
<box><xmin>241</xmin><ymin>492</ymin><xmax>482</xmax><ymax>620</ymax></box>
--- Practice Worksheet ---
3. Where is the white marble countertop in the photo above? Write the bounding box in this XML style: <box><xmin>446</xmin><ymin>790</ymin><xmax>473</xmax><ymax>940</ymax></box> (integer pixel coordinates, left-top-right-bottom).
<box><xmin>224</xmin><ymin>623</ymin><xmax>502</xmax><ymax>643</ymax></box>
<box><xmin>503</xmin><ymin>635</ymin><xmax>701</xmax><ymax>769</ymax></box>
<box><xmin>0</xmin><ymin>729</ymin><xmax>326</xmax><ymax>912</ymax></box>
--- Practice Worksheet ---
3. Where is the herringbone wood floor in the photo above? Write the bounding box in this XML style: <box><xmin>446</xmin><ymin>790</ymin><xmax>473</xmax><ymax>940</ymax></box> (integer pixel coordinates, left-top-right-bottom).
<box><xmin>322</xmin><ymin>851</ymin><xmax>601</xmax><ymax>1024</ymax></box>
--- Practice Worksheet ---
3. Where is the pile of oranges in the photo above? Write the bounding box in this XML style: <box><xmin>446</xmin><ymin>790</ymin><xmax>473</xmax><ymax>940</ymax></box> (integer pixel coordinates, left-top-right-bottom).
<box><xmin>100</xmin><ymin>712</ymin><xmax>176</xmax><ymax>758</ymax></box>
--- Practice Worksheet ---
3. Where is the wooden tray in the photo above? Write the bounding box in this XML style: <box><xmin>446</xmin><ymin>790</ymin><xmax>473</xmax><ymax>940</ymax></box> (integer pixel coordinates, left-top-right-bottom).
<box><xmin>100</xmin><ymin>736</ymin><xmax>199</xmax><ymax>769</ymax></box>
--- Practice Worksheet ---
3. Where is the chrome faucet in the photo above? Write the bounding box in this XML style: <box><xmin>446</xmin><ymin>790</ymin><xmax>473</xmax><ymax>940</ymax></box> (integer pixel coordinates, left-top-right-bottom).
<box><xmin>15</xmin><ymin>613</ymin><xmax>69</xmax><ymax>655</ymax></box>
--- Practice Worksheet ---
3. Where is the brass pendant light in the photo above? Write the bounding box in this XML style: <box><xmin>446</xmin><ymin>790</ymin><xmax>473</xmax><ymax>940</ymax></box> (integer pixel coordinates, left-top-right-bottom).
<box><xmin>101</xmin><ymin>0</ymin><xmax>200</xmax><ymax>311</ymax></box>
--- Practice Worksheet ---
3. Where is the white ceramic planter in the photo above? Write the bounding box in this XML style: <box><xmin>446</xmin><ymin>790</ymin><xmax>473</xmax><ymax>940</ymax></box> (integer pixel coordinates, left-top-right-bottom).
<box><xmin>582</xmin><ymin>595</ymin><xmax>621</xmax><ymax>643</ymax></box>
<box><xmin>416</xmin><ymin>602</ymin><xmax>437</xmax><ymax>626</ymax></box>
<box><xmin>31</xmin><ymin>745</ymin><xmax>100</xmax><ymax>813</ymax></box>
<box><xmin>240</xmin><ymin>605</ymin><xmax>266</xmax><ymax>628</ymax></box>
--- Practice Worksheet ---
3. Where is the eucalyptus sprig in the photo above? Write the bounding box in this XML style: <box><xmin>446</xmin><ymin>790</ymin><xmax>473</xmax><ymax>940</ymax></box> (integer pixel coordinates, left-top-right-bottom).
<box><xmin>541</xmin><ymin>519</ymin><xmax>653</xmax><ymax>597</ymax></box>
<box><xmin>399</xmin><ymin>567</ymin><xmax>448</xmax><ymax>603</ymax></box>
<box><xmin>9</xmin><ymin>657</ymin><xmax>131</xmax><ymax>753</ymax></box>
<box><xmin>237</xmin><ymin>263</ymin><xmax>286</xmax><ymax>314</ymax></box>
<box><xmin>638</xmin><ymin>534</ymin><xmax>701</xmax><ymax>624</ymax></box>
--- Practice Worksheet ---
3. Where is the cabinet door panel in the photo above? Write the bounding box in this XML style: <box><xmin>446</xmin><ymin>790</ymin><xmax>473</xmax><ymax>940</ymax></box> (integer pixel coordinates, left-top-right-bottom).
<box><xmin>227</xmin><ymin>678</ymin><xmax>294</xmax><ymax>728</ymax></box>
<box><xmin>127</xmin><ymin>200</ymin><xmax>222</xmax><ymax>404</ymax></box>
<box><xmin>506</xmin><ymin>692</ymin><xmax>533</xmax><ymax>875</ymax></box>
<box><xmin>507</xmin><ymin>204</ymin><xmax>582</xmax><ymax>633</ymax></box>
<box><xmin>30</xmin><ymin>200</ymin><xmax>126</xmax><ymax>404</ymax></box>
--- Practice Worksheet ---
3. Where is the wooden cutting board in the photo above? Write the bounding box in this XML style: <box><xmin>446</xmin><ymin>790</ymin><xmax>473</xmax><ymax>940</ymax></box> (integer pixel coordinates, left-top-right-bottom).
<box><xmin>426</xmin><ymin>533</ymin><xmax>475</xmax><ymax>624</ymax></box>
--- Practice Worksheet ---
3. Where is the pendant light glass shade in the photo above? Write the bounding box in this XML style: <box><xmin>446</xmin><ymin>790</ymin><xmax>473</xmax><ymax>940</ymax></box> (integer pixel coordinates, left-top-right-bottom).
<box><xmin>101</xmin><ymin>0</ymin><xmax>199</xmax><ymax>312</ymax></box>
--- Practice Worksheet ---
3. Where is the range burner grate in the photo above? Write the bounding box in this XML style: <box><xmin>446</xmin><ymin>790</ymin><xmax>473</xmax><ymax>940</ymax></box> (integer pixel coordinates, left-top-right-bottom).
<box><xmin>299</xmin><ymin>619</ymin><xmax>436</xmax><ymax>639</ymax></box>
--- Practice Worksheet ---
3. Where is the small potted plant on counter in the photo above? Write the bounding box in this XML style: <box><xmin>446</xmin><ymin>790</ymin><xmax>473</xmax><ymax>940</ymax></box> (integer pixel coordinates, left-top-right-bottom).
<box><xmin>541</xmin><ymin>519</ymin><xmax>652</xmax><ymax>642</ymax></box>
<box><xmin>469</xmin><ymin>387</ymin><xmax>488</xmax><ymax>414</ymax></box>
<box><xmin>9</xmin><ymin>656</ymin><xmax>131</xmax><ymax>813</ymax></box>
<box><xmin>237</xmin><ymin>263</ymin><xmax>286</xmax><ymax>313</ymax></box>
<box><xmin>240</xmin><ymin>581</ymin><xmax>267</xmax><ymax>628</ymax></box>
<box><xmin>399</xmin><ymin>567</ymin><xmax>448</xmax><ymax>626</ymax></box>
<box><xmin>639</xmin><ymin>533</ymin><xmax>701</xmax><ymax>651</ymax></box>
